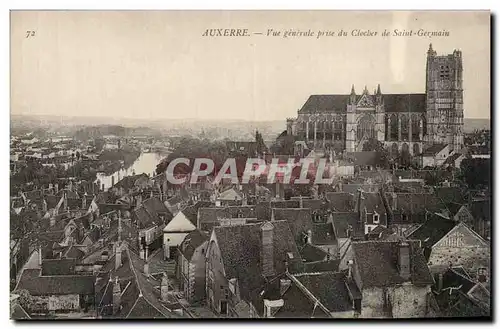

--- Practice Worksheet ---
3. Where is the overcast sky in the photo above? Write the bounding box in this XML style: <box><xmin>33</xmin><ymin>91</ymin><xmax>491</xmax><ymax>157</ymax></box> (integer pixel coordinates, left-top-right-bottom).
<box><xmin>11</xmin><ymin>11</ymin><xmax>490</xmax><ymax>121</ymax></box>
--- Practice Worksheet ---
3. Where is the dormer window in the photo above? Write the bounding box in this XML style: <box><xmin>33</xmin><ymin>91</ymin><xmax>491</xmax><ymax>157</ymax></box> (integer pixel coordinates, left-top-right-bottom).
<box><xmin>373</xmin><ymin>213</ymin><xmax>380</xmax><ymax>224</ymax></box>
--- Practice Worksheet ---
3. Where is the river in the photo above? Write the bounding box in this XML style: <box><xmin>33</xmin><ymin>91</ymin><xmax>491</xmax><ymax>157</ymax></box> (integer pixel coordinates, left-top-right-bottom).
<box><xmin>94</xmin><ymin>152</ymin><xmax>167</xmax><ymax>190</ymax></box>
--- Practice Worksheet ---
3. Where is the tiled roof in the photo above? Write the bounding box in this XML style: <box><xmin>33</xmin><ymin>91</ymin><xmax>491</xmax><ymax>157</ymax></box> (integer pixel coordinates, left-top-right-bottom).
<box><xmin>298</xmin><ymin>93</ymin><xmax>426</xmax><ymax>114</ymax></box>
<box><xmin>272</xmin><ymin>208</ymin><xmax>313</xmax><ymax>246</ymax></box>
<box><xmin>179</xmin><ymin>230</ymin><xmax>209</xmax><ymax>261</ymax></box>
<box><xmin>422</xmin><ymin>144</ymin><xmax>447</xmax><ymax>156</ymax></box>
<box><xmin>351</xmin><ymin>240</ymin><xmax>433</xmax><ymax>289</ymax></box>
<box><xmin>41</xmin><ymin>258</ymin><xmax>76</xmax><ymax>276</ymax></box>
<box><xmin>16</xmin><ymin>269</ymin><xmax>95</xmax><ymax>296</ymax></box>
<box><xmin>434</xmin><ymin>187</ymin><xmax>467</xmax><ymax>205</ymax></box>
<box><xmin>299</xmin><ymin>244</ymin><xmax>328</xmax><ymax>262</ymax></box>
<box><xmin>385</xmin><ymin>192</ymin><xmax>445</xmax><ymax>215</ymax></box>
<box><xmin>180</xmin><ymin>201</ymin><xmax>213</xmax><ymax>226</ymax></box>
<box><xmin>407</xmin><ymin>214</ymin><xmax>456</xmax><ymax>250</ymax></box>
<box><xmin>382</xmin><ymin>93</ymin><xmax>427</xmax><ymax>113</ymax></box>
<box><xmin>214</xmin><ymin>221</ymin><xmax>304</xmax><ymax>300</ymax></box>
<box><xmin>325</xmin><ymin>192</ymin><xmax>355</xmax><ymax>212</ymax></box>
<box><xmin>295</xmin><ymin>272</ymin><xmax>354</xmax><ymax>313</ymax></box>
<box><xmin>298</xmin><ymin>94</ymin><xmax>350</xmax><ymax>113</ymax></box>
<box><xmin>331</xmin><ymin>212</ymin><xmax>364</xmax><ymax>239</ymax></box>
<box><xmin>312</xmin><ymin>222</ymin><xmax>337</xmax><ymax>245</ymax></box>
<box><xmin>132</xmin><ymin>205</ymin><xmax>161</xmax><ymax>229</ymax></box>
<box><xmin>443</xmin><ymin>153</ymin><xmax>463</xmax><ymax>165</ymax></box>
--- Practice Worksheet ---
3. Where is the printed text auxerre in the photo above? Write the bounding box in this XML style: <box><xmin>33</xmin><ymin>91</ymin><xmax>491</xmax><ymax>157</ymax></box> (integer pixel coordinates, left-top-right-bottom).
<box><xmin>202</xmin><ymin>29</ymin><xmax>250</xmax><ymax>37</ymax></box>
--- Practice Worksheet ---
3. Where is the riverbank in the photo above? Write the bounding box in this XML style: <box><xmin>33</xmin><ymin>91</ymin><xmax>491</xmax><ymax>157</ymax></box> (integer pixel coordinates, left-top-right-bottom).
<box><xmin>97</xmin><ymin>148</ymin><xmax>141</xmax><ymax>175</ymax></box>
<box><xmin>95</xmin><ymin>152</ymin><xmax>167</xmax><ymax>190</ymax></box>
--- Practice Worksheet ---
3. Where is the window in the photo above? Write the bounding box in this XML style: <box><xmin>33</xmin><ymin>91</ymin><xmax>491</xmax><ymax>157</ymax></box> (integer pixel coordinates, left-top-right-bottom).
<box><xmin>220</xmin><ymin>301</ymin><xmax>228</xmax><ymax>315</ymax></box>
<box><xmin>478</xmin><ymin>268</ymin><xmax>487</xmax><ymax>283</ymax></box>
<box><xmin>373</xmin><ymin>214</ymin><xmax>380</xmax><ymax>224</ymax></box>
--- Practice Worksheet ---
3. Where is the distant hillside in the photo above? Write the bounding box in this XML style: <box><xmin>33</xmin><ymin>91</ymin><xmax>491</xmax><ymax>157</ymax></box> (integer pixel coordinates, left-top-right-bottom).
<box><xmin>464</xmin><ymin>118</ymin><xmax>490</xmax><ymax>132</ymax></box>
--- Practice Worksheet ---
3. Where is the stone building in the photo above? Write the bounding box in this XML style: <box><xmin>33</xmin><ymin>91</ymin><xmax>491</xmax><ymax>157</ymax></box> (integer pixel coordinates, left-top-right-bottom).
<box><xmin>286</xmin><ymin>44</ymin><xmax>464</xmax><ymax>156</ymax></box>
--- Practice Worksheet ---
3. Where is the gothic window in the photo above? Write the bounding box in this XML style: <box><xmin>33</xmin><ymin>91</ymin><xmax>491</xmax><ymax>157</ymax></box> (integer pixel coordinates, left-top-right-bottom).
<box><xmin>411</xmin><ymin>114</ymin><xmax>420</xmax><ymax>140</ymax></box>
<box><xmin>391</xmin><ymin>143</ymin><xmax>399</xmax><ymax>157</ymax></box>
<box><xmin>413</xmin><ymin>143</ymin><xmax>420</xmax><ymax>156</ymax></box>
<box><xmin>421</xmin><ymin>115</ymin><xmax>427</xmax><ymax>136</ymax></box>
<box><xmin>389</xmin><ymin>114</ymin><xmax>398</xmax><ymax>141</ymax></box>
<box><xmin>400</xmin><ymin>115</ymin><xmax>409</xmax><ymax>141</ymax></box>
<box><xmin>334</xmin><ymin>122</ymin><xmax>343</xmax><ymax>140</ymax></box>
<box><xmin>357</xmin><ymin>115</ymin><xmax>376</xmax><ymax>141</ymax></box>
<box><xmin>440</xmin><ymin>65</ymin><xmax>450</xmax><ymax>79</ymax></box>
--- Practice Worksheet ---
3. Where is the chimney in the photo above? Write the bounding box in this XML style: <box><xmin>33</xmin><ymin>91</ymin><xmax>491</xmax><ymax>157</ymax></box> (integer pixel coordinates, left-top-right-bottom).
<box><xmin>261</xmin><ymin>222</ymin><xmax>275</xmax><ymax>277</ymax></box>
<box><xmin>82</xmin><ymin>196</ymin><xmax>87</xmax><ymax>210</ymax></box>
<box><xmin>63</xmin><ymin>192</ymin><xmax>68</xmax><ymax>211</ymax></box>
<box><xmin>38</xmin><ymin>245</ymin><xmax>43</xmax><ymax>267</ymax></box>
<box><xmin>111</xmin><ymin>175</ymin><xmax>115</xmax><ymax>187</ymax></box>
<box><xmin>140</xmin><ymin>245</ymin><xmax>145</xmax><ymax>260</ymax></box>
<box><xmin>437</xmin><ymin>273</ymin><xmax>443</xmax><ymax>292</ymax></box>
<box><xmin>307</xmin><ymin>229</ymin><xmax>312</xmax><ymax>244</ymax></box>
<box><xmin>102</xmin><ymin>184</ymin><xmax>105</xmax><ymax>191</ymax></box>
<box><xmin>164</xmin><ymin>238</ymin><xmax>171</xmax><ymax>260</ymax></box>
<box><xmin>392</xmin><ymin>192</ymin><xmax>397</xmax><ymax>211</ymax></box>
<box><xmin>347</xmin><ymin>260</ymin><xmax>354</xmax><ymax>279</ymax></box>
<box><xmin>398</xmin><ymin>241</ymin><xmax>411</xmax><ymax>281</ymax></box>
<box><xmin>143</xmin><ymin>262</ymin><xmax>149</xmax><ymax>276</ymax></box>
<box><xmin>55</xmin><ymin>183</ymin><xmax>59</xmax><ymax>195</ymax></box>
<box><xmin>112</xmin><ymin>277</ymin><xmax>121</xmax><ymax>314</ymax></box>
<box><xmin>161</xmin><ymin>273</ymin><xmax>169</xmax><ymax>302</ymax></box>
<box><xmin>115</xmin><ymin>243</ymin><xmax>122</xmax><ymax>270</ymax></box>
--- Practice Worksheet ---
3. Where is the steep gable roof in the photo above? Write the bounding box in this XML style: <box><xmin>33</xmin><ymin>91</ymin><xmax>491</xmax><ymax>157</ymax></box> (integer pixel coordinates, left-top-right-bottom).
<box><xmin>351</xmin><ymin>240</ymin><xmax>433</xmax><ymax>289</ymax></box>
<box><xmin>325</xmin><ymin>192</ymin><xmax>355</xmax><ymax>212</ymax></box>
<box><xmin>214</xmin><ymin>221</ymin><xmax>304</xmax><ymax>301</ymax></box>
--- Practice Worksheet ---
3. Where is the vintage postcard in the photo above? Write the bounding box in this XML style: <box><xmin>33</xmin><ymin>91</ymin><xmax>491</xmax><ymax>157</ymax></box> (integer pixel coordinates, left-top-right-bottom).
<box><xmin>10</xmin><ymin>10</ymin><xmax>491</xmax><ymax>320</ymax></box>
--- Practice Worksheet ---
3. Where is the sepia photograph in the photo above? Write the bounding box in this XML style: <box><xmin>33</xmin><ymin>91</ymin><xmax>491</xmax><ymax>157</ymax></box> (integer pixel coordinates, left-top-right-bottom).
<box><xmin>9</xmin><ymin>10</ymin><xmax>491</xmax><ymax>320</ymax></box>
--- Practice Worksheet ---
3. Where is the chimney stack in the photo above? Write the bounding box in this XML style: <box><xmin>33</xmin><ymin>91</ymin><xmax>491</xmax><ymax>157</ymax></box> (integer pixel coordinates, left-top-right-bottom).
<box><xmin>398</xmin><ymin>241</ymin><xmax>411</xmax><ymax>281</ymax></box>
<box><xmin>63</xmin><ymin>192</ymin><xmax>68</xmax><ymax>211</ymax></box>
<box><xmin>307</xmin><ymin>229</ymin><xmax>312</xmax><ymax>244</ymax></box>
<box><xmin>437</xmin><ymin>273</ymin><xmax>443</xmax><ymax>292</ymax></box>
<box><xmin>55</xmin><ymin>183</ymin><xmax>59</xmax><ymax>195</ymax></box>
<box><xmin>115</xmin><ymin>243</ymin><xmax>122</xmax><ymax>270</ymax></box>
<box><xmin>392</xmin><ymin>192</ymin><xmax>397</xmax><ymax>211</ymax></box>
<box><xmin>111</xmin><ymin>175</ymin><xmax>115</xmax><ymax>187</ymax></box>
<box><xmin>112</xmin><ymin>277</ymin><xmax>121</xmax><ymax>314</ymax></box>
<box><xmin>347</xmin><ymin>260</ymin><xmax>354</xmax><ymax>279</ymax></box>
<box><xmin>38</xmin><ymin>245</ymin><xmax>43</xmax><ymax>267</ymax></box>
<box><xmin>161</xmin><ymin>272</ymin><xmax>170</xmax><ymax>302</ymax></box>
<box><xmin>261</xmin><ymin>222</ymin><xmax>275</xmax><ymax>277</ymax></box>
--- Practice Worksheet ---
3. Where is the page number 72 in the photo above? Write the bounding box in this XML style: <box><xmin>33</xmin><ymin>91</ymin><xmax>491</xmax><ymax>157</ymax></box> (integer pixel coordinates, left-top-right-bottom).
<box><xmin>26</xmin><ymin>30</ymin><xmax>35</xmax><ymax>38</ymax></box>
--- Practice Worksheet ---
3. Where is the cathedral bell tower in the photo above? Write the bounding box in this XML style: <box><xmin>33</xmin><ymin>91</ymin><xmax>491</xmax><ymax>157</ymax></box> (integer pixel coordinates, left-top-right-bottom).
<box><xmin>425</xmin><ymin>44</ymin><xmax>464</xmax><ymax>151</ymax></box>
<box><xmin>346</xmin><ymin>85</ymin><xmax>357</xmax><ymax>152</ymax></box>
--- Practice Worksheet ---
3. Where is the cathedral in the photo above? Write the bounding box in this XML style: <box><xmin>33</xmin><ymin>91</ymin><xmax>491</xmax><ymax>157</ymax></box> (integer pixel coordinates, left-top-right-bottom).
<box><xmin>286</xmin><ymin>44</ymin><xmax>464</xmax><ymax>156</ymax></box>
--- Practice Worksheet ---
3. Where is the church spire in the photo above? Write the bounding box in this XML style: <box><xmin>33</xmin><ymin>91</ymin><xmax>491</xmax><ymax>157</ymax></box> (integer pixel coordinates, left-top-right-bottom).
<box><xmin>427</xmin><ymin>43</ymin><xmax>436</xmax><ymax>57</ymax></box>
<box><xmin>350</xmin><ymin>84</ymin><xmax>356</xmax><ymax>105</ymax></box>
<box><xmin>376</xmin><ymin>84</ymin><xmax>381</xmax><ymax>95</ymax></box>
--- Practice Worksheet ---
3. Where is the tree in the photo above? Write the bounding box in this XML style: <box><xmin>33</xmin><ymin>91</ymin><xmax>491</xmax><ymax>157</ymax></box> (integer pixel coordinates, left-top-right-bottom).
<box><xmin>362</xmin><ymin>138</ymin><xmax>390</xmax><ymax>168</ymax></box>
<box><xmin>15</xmin><ymin>289</ymin><xmax>35</xmax><ymax>311</ymax></box>
<box><xmin>459</xmin><ymin>158</ymin><xmax>491</xmax><ymax>189</ymax></box>
<box><xmin>155</xmin><ymin>137</ymin><xmax>229</xmax><ymax>176</ymax></box>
